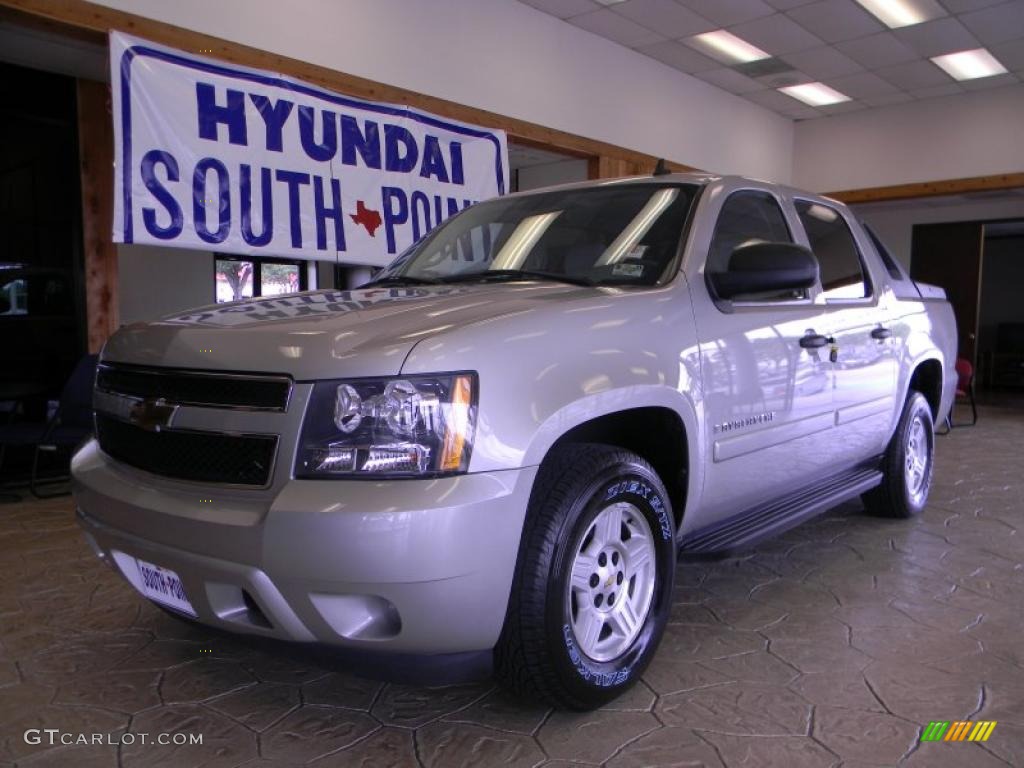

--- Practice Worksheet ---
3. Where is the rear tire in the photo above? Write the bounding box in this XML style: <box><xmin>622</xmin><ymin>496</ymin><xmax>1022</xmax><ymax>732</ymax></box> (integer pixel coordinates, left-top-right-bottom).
<box><xmin>495</xmin><ymin>443</ymin><xmax>676</xmax><ymax>710</ymax></box>
<box><xmin>862</xmin><ymin>391</ymin><xmax>935</xmax><ymax>518</ymax></box>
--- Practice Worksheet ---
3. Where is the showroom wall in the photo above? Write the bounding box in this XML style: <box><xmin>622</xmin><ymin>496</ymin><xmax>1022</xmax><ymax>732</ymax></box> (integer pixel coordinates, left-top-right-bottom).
<box><xmin>87</xmin><ymin>0</ymin><xmax>795</xmax><ymax>183</ymax></box>
<box><xmin>117</xmin><ymin>244</ymin><xmax>212</xmax><ymax>324</ymax></box>
<box><xmin>794</xmin><ymin>86</ymin><xmax>1024</xmax><ymax>192</ymax></box>
<box><xmin>518</xmin><ymin>159</ymin><xmax>589</xmax><ymax>191</ymax></box>
<box><xmin>853</xmin><ymin>195</ymin><xmax>1024</xmax><ymax>267</ymax></box>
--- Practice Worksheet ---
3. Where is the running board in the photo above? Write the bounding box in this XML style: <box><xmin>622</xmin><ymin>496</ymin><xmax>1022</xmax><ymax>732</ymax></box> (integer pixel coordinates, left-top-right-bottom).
<box><xmin>679</xmin><ymin>467</ymin><xmax>883</xmax><ymax>555</ymax></box>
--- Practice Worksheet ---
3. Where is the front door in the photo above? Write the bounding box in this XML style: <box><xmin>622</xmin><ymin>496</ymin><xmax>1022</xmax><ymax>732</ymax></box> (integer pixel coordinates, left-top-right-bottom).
<box><xmin>689</xmin><ymin>187</ymin><xmax>834</xmax><ymax>530</ymax></box>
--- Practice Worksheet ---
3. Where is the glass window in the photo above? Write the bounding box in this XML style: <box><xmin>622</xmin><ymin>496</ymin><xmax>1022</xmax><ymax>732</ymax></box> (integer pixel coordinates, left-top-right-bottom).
<box><xmin>0</xmin><ymin>271</ymin><xmax>71</xmax><ymax>316</ymax></box>
<box><xmin>0</xmin><ymin>277</ymin><xmax>28</xmax><ymax>315</ymax></box>
<box><xmin>215</xmin><ymin>259</ymin><xmax>254</xmax><ymax>303</ymax></box>
<box><xmin>707</xmin><ymin>190</ymin><xmax>798</xmax><ymax>301</ymax></box>
<box><xmin>383</xmin><ymin>184</ymin><xmax>696</xmax><ymax>287</ymax></box>
<box><xmin>795</xmin><ymin>201</ymin><xmax>869</xmax><ymax>300</ymax></box>
<box><xmin>215</xmin><ymin>257</ymin><xmax>306</xmax><ymax>303</ymax></box>
<box><xmin>260</xmin><ymin>262</ymin><xmax>301</xmax><ymax>297</ymax></box>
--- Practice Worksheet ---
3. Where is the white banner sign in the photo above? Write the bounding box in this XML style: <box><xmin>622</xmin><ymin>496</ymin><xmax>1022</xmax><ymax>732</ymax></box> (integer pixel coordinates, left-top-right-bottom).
<box><xmin>110</xmin><ymin>32</ymin><xmax>508</xmax><ymax>265</ymax></box>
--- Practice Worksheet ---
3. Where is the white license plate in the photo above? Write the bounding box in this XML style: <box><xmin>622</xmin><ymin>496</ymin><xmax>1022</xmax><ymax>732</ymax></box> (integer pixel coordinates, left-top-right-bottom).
<box><xmin>135</xmin><ymin>558</ymin><xmax>197</xmax><ymax>616</ymax></box>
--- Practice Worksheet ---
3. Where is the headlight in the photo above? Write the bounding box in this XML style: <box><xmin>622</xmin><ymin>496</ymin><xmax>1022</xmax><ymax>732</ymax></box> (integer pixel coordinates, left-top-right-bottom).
<box><xmin>295</xmin><ymin>373</ymin><xmax>477</xmax><ymax>477</ymax></box>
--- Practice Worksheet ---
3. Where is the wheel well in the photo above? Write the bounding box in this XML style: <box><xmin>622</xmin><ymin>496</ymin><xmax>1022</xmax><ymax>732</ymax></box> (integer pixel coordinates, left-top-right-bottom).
<box><xmin>546</xmin><ymin>407</ymin><xmax>688</xmax><ymax>528</ymax></box>
<box><xmin>908</xmin><ymin>359</ymin><xmax>942</xmax><ymax>419</ymax></box>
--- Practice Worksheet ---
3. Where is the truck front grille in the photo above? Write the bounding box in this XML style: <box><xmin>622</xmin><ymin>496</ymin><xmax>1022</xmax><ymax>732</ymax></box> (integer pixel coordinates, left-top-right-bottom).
<box><xmin>96</xmin><ymin>364</ymin><xmax>292</xmax><ymax>411</ymax></box>
<box><xmin>95</xmin><ymin>414</ymin><xmax>277</xmax><ymax>487</ymax></box>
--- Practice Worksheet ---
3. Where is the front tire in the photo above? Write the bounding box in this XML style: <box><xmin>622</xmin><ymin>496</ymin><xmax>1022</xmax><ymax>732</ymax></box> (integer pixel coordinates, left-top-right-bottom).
<box><xmin>495</xmin><ymin>443</ymin><xmax>676</xmax><ymax>709</ymax></box>
<box><xmin>862</xmin><ymin>391</ymin><xmax>935</xmax><ymax>518</ymax></box>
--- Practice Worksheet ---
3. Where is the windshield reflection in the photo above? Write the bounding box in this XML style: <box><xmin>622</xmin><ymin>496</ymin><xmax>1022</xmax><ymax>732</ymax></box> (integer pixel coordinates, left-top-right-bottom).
<box><xmin>367</xmin><ymin>184</ymin><xmax>698</xmax><ymax>289</ymax></box>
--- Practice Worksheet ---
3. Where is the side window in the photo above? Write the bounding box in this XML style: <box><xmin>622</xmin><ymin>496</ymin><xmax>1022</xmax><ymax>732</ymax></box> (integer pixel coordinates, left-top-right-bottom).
<box><xmin>708</xmin><ymin>190</ymin><xmax>797</xmax><ymax>301</ymax></box>
<box><xmin>795</xmin><ymin>201</ymin><xmax>869</xmax><ymax>300</ymax></box>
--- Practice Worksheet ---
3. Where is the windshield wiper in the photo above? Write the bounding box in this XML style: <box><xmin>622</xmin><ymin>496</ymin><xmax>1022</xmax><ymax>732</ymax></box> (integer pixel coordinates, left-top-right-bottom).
<box><xmin>439</xmin><ymin>269</ymin><xmax>594</xmax><ymax>287</ymax></box>
<box><xmin>361</xmin><ymin>274</ymin><xmax>443</xmax><ymax>287</ymax></box>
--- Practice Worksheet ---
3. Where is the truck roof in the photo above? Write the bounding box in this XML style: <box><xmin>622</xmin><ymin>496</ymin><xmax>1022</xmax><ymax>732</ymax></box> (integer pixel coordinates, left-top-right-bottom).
<box><xmin>506</xmin><ymin>171</ymin><xmax>846</xmax><ymax>209</ymax></box>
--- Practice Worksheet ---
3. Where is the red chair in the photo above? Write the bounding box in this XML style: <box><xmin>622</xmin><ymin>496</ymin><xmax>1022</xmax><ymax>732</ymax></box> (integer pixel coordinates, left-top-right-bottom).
<box><xmin>943</xmin><ymin>357</ymin><xmax>978</xmax><ymax>431</ymax></box>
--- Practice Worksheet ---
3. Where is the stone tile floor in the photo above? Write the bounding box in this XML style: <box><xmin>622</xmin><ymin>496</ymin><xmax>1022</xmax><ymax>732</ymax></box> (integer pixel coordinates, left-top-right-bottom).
<box><xmin>1</xmin><ymin>403</ymin><xmax>1022</xmax><ymax>767</ymax></box>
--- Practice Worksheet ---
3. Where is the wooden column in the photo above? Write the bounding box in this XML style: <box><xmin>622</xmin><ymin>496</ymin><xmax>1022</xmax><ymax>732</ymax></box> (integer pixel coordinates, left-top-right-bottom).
<box><xmin>77</xmin><ymin>78</ymin><xmax>118</xmax><ymax>352</ymax></box>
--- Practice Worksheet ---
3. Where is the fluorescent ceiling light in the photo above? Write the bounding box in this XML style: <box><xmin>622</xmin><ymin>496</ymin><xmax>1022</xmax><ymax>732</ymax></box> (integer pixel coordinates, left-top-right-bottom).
<box><xmin>854</xmin><ymin>0</ymin><xmax>946</xmax><ymax>29</ymax></box>
<box><xmin>931</xmin><ymin>48</ymin><xmax>1008</xmax><ymax>80</ymax></box>
<box><xmin>491</xmin><ymin>212</ymin><xmax>561</xmax><ymax>271</ymax></box>
<box><xmin>687</xmin><ymin>30</ymin><xmax>769</xmax><ymax>64</ymax></box>
<box><xmin>778</xmin><ymin>82</ymin><xmax>852</xmax><ymax>106</ymax></box>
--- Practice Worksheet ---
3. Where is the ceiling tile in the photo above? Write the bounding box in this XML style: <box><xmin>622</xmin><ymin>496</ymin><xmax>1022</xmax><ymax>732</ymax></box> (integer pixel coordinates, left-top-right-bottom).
<box><xmin>728</xmin><ymin>13</ymin><xmax>825</xmax><ymax>53</ymax></box>
<box><xmin>827</xmin><ymin>70</ymin><xmax>901</xmax><ymax>96</ymax></box>
<box><xmin>876</xmin><ymin>59</ymin><xmax>951</xmax><ymax>88</ymax></box>
<box><xmin>939</xmin><ymin>0</ymin><xmax>1009</xmax><ymax>11</ymax></box>
<box><xmin>518</xmin><ymin>0</ymin><xmax>600</xmax><ymax>19</ymax></box>
<box><xmin>989</xmin><ymin>38</ymin><xmax>1024</xmax><ymax>70</ymax></box>
<box><xmin>958</xmin><ymin>71</ymin><xmax>1021</xmax><ymax>88</ymax></box>
<box><xmin>781</xmin><ymin>45</ymin><xmax>864</xmax><ymax>77</ymax></box>
<box><xmin>959</xmin><ymin>1</ymin><xmax>1024</xmax><ymax>45</ymax></box>
<box><xmin>612</xmin><ymin>0</ymin><xmax>716</xmax><ymax>37</ymax></box>
<box><xmin>693</xmin><ymin>66</ymin><xmax>767</xmax><ymax>93</ymax></box>
<box><xmin>835</xmin><ymin>32</ymin><xmax>919</xmax><ymax>67</ymax></box>
<box><xmin>765</xmin><ymin>0</ymin><xmax>818</xmax><ymax>8</ymax></box>
<box><xmin>819</xmin><ymin>100</ymin><xmax>867</xmax><ymax>114</ymax></box>
<box><xmin>567</xmin><ymin>8</ymin><xmax>667</xmax><ymax>45</ymax></box>
<box><xmin>788</xmin><ymin>105</ymin><xmax>826</xmax><ymax>118</ymax></box>
<box><xmin>675</xmin><ymin>0</ymin><xmax>776</xmax><ymax>26</ymax></box>
<box><xmin>910</xmin><ymin>82</ymin><xmax>964</xmax><ymax>96</ymax></box>
<box><xmin>786</xmin><ymin>0</ymin><xmax>884</xmax><ymax>43</ymax></box>
<box><xmin>861</xmin><ymin>91</ymin><xmax>915</xmax><ymax>106</ymax></box>
<box><xmin>893</xmin><ymin>17</ymin><xmax>981</xmax><ymax>57</ymax></box>
<box><xmin>635</xmin><ymin>39</ymin><xmax>720</xmax><ymax>71</ymax></box>
<box><xmin>746</xmin><ymin>86</ymin><xmax>817</xmax><ymax>111</ymax></box>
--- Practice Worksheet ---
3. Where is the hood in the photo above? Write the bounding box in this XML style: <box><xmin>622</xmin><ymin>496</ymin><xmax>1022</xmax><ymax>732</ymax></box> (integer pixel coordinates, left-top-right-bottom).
<box><xmin>101</xmin><ymin>283</ymin><xmax>603</xmax><ymax>379</ymax></box>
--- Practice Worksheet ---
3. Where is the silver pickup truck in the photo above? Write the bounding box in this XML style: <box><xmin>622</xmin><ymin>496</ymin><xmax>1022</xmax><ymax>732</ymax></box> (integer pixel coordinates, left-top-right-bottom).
<box><xmin>72</xmin><ymin>172</ymin><xmax>957</xmax><ymax>709</ymax></box>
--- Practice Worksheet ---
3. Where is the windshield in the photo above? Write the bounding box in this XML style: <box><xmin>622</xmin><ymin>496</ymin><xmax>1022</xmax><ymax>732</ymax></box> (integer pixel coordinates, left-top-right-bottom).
<box><xmin>373</xmin><ymin>183</ymin><xmax>698</xmax><ymax>287</ymax></box>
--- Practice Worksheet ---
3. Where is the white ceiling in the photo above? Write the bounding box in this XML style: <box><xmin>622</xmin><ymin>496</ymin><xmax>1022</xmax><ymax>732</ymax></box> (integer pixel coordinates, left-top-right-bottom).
<box><xmin>518</xmin><ymin>0</ymin><xmax>1024</xmax><ymax>119</ymax></box>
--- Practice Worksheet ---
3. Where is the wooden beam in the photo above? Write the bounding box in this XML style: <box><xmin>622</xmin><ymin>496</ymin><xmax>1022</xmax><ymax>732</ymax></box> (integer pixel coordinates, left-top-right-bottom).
<box><xmin>827</xmin><ymin>173</ymin><xmax>1024</xmax><ymax>204</ymax></box>
<box><xmin>589</xmin><ymin>156</ymin><xmax>632</xmax><ymax>179</ymax></box>
<box><xmin>0</xmin><ymin>0</ymin><xmax>697</xmax><ymax>173</ymax></box>
<box><xmin>77</xmin><ymin>78</ymin><xmax>117</xmax><ymax>352</ymax></box>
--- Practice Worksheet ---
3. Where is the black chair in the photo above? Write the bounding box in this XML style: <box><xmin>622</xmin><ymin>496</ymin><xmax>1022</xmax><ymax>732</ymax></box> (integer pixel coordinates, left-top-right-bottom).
<box><xmin>0</xmin><ymin>354</ymin><xmax>97</xmax><ymax>498</ymax></box>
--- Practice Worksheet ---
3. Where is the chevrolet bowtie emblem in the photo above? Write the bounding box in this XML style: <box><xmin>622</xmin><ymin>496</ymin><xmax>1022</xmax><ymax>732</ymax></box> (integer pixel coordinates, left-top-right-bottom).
<box><xmin>128</xmin><ymin>398</ymin><xmax>178</xmax><ymax>432</ymax></box>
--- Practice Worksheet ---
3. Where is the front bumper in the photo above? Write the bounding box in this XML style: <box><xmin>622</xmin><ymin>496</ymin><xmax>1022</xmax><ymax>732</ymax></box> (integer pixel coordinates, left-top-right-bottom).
<box><xmin>72</xmin><ymin>439</ymin><xmax>537</xmax><ymax>655</ymax></box>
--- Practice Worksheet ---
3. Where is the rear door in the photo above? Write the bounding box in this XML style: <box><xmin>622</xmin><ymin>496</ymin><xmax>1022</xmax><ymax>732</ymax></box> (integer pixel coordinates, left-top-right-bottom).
<box><xmin>686</xmin><ymin>183</ymin><xmax>835</xmax><ymax>530</ymax></box>
<box><xmin>795</xmin><ymin>199</ymin><xmax>897</xmax><ymax>463</ymax></box>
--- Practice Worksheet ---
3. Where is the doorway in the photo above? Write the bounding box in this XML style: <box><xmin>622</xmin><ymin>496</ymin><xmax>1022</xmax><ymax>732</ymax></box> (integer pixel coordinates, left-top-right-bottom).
<box><xmin>0</xmin><ymin>60</ymin><xmax>85</xmax><ymax>413</ymax></box>
<box><xmin>910</xmin><ymin>218</ymin><xmax>1024</xmax><ymax>390</ymax></box>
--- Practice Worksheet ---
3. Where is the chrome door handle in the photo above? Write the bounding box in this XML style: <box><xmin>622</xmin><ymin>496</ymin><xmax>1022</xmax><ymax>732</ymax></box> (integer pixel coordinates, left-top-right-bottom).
<box><xmin>799</xmin><ymin>334</ymin><xmax>829</xmax><ymax>349</ymax></box>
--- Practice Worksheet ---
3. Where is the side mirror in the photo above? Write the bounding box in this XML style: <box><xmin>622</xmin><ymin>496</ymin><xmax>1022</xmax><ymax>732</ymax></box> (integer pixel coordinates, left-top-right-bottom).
<box><xmin>710</xmin><ymin>241</ymin><xmax>819</xmax><ymax>299</ymax></box>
